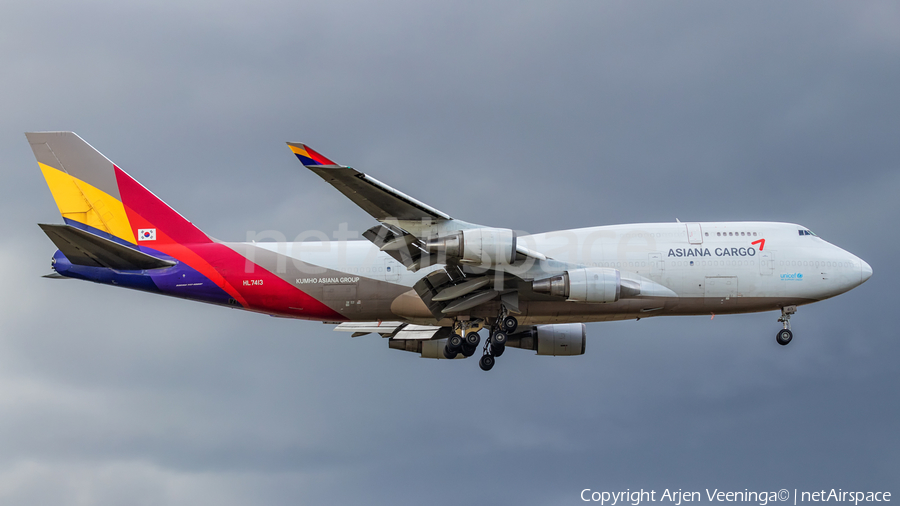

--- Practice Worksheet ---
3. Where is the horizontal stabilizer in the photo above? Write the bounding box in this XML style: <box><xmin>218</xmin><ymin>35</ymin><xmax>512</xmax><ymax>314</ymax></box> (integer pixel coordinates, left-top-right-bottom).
<box><xmin>39</xmin><ymin>224</ymin><xmax>176</xmax><ymax>270</ymax></box>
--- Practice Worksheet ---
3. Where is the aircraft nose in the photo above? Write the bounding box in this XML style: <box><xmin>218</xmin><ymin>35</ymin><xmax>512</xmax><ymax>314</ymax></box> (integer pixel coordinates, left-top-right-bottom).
<box><xmin>860</xmin><ymin>259</ymin><xmax>873</xmax><ymax>284</ymax></box>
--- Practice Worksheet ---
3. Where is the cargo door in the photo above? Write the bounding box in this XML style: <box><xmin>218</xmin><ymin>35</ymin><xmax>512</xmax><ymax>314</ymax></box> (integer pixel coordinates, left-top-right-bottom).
<box><xmin>323</xmin><ymin>284</ymin><xmax>360</xmax><ymax>313</ymax></box>
<box><xmin>384</xmin><ymin>257</ymin><xmax>401</xmax><ymax>282</ymax></box>
<box><xmin>649</xmin><ymin>252</ymin><xmax>665</xmax><ymax>281</ymax></box>
<box><xmin>705</xmin><ymin>276</ymin><xmax>737</xmax><ymax>303</ymax></box>
<box><xmin>759</xmin><ymin>251</ymin><xmax>774</xmax><ymax>276</ymax></box>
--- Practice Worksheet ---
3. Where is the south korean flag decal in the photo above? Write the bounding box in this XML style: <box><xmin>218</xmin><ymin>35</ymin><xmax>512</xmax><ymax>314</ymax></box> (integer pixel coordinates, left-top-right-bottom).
<box><xmin>137</xmin><ymin>228</ymin><xmax>157</xmax><ymax>241</ymax></box>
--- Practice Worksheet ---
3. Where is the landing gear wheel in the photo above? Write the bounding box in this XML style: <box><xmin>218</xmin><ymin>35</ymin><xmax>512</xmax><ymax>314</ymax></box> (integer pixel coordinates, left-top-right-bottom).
<box><xmin>479</xmin><ymin>354</ymin><xmax>495</xmax><ymax>371</ymax></box>
<box><xmin>465</xmin><ymin>332</ymin><xmax>481</xmax><ymax>347</ymax></box>
<box><xmin>443</xmin><ymin>345</ymin><xmax>458</xmax><ymax>359</ymax></box>
<box><xmin>491</xmin><ymin>332</ymin><xmax>508</xmax><ymax>348</ymax></box>
<box><xmin>776</xmin><ymin>329</ymin><xmax>793</xmax><ymax>346</ymax></box>
<box><xmin>502</xmin><ymin>316</ymin><xmax>518</xmax><ymax>333</ymax></box>
<box><xmin>492</xmin><ymin>343</ymin><xmax>505</xmax><ymax>357</ymax></box>
<box><xmin>461</xmin><ymin>342</ymin><xmax>477</xmax><ymax>357</ymax></box>
<box><xmin>448</xmin><ymin>334</ymin><xmax>463</xmax><ymax>352</ymax></box>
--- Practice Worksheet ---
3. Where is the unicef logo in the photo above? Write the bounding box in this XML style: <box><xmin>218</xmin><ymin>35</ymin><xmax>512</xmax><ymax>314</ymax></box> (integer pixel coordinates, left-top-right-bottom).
<box><xmin>797</xmin><ymin>273</ymin><xmax>803</xmax><ymax>279</ymax></box>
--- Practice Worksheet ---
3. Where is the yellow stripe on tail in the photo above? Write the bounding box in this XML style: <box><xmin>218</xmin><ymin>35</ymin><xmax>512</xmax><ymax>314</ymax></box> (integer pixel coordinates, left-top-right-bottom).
<box><xmin>38</xmin><ymin>162</ymin><xmax>136</xmax><ymax>243</ymax></box>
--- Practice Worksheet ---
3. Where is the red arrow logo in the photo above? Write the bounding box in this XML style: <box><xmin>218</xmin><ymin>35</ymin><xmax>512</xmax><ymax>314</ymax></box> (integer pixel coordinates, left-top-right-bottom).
<box><xmin>751</xmin><ymin>238</ymin><xmax>765</xmax><ymax>251</ymax></box>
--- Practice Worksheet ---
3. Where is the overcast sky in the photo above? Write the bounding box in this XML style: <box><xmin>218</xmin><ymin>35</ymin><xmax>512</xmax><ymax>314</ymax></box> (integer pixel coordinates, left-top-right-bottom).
<box><xmin>1</xmin><ymin>1</ymin><xmax>897</xmax><ymax>504</ymax></box>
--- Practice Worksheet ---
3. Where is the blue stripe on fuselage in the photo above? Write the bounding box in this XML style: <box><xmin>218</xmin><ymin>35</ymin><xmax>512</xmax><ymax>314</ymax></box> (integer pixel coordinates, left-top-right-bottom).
<box><xmin>51</xmin><ymin>249</ymin><xmax>234</xmax><ymax>306</ymax></box>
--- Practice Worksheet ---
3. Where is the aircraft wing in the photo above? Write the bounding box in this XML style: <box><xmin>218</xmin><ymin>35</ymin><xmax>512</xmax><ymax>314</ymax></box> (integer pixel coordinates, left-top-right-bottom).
<box><xmin>288</xmin><ymin>141</ymin><xmax>552</xmax><ymax>318</ymax></box>
<box><xmin>287</xmin><ymin>143</ymin><xmax>451</xmax><ymax>221</ymax></box>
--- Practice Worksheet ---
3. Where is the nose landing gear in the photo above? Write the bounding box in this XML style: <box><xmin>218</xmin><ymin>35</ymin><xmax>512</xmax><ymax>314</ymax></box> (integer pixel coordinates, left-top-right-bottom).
<box><xmin>776</xmin><ymin>305</ymin><xmax>796</xmax><ymax>346</ymax></box>
<box><xmin>776</xmin><ymin>329</ymin><xmax>793</xmax><ymax>346</ymax></box>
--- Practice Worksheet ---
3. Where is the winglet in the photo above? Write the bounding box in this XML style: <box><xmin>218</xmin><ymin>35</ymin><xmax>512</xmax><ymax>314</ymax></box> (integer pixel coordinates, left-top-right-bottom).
<box><xmin>287</xmin><ymin>142</ymin><xmax>337</xmax><ymax>167</ymax></box>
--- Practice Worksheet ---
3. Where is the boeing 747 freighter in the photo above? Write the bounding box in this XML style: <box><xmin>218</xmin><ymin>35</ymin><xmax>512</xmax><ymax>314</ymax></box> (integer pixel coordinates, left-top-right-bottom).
<box><xmin>28</xmin><ymin>132</ymin><xmax>872</xmax><ymax>370</ymax></box>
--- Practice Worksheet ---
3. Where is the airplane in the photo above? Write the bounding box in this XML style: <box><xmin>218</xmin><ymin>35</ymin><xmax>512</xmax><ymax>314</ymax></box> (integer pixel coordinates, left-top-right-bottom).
<box><xmin>27</xmin><ymin>131</ymin><xmax>873</xmax><ymax>371</ymax></box>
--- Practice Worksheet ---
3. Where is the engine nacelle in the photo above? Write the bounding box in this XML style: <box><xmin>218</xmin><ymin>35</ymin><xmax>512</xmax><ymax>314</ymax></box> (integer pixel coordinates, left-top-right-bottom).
<box><xmin>391</xmin><ymin>324</ymin><xmax>586</xmax><ymax>358</ymax></box>
<box><xmin>506</xmin><ymin>323</ymin><xmax>586</xmax><ymax>356</ymax></box>
<box><xmin>388</xmin><ymin>338</ymin><xmax>463</xmax><ymax>359</ymax></box>
<box><xmin>425</xmin><ymin>227</ymin><xmax>516</xmax><ymax>267</ymax></box>
<box><xmin>532</xmin><ymin>267</ymin><xmax>620</xmax><ymax>303</ymax></box>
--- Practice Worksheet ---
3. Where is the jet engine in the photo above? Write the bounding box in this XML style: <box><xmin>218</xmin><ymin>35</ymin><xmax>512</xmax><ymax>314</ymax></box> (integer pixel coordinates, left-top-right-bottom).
<box><xmin>389</xmin><ymin>338</ymin><xmax>463</xmax><ymax>359</ymax></box>
<box><xmin>506</xmin><ymin>323</ymin><xmax>586</xmax><ymax>356</ymax></box>
<box><xmin>425</xmin><ymin>227</ymin><xmax>516</xmax><ymax>267</ymax></box>
<box><xmin>532</xmin><ymin>267</ymin><xmax>621</xmax><ymax>303</ymax></box>
<box><xmin>389</xmin><ymin>323</ymin><xmax>586</xmax><ymax>359</ymax></box>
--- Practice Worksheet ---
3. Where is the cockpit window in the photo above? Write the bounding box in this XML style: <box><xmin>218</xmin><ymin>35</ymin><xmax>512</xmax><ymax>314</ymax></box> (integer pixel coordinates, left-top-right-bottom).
<box><xmin>798</xmin><ymin>229</ymin><xmax>817</xmax><ymax>236</ymax></box>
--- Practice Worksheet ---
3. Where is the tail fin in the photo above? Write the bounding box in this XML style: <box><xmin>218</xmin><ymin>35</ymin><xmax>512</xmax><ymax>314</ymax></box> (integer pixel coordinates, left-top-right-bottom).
<box><xmin>26</xmin><ymin>132</ymin><xmax>211</xmax><ymax>246</ymax></box>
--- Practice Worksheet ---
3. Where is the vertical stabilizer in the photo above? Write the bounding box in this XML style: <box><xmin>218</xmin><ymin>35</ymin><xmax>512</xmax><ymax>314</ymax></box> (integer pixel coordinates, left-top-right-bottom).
<box><xmin>26</xmin><ymin>132</ymin><xmax>211</xmax><ymax>246</ymax></box>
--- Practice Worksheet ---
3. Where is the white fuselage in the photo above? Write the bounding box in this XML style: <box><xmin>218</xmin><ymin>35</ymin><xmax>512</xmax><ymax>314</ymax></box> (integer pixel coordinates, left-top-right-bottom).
<box><xmin>252</xmin><ymin>221</ymin><xmax>871</xmax><ymax>324</ymax></box>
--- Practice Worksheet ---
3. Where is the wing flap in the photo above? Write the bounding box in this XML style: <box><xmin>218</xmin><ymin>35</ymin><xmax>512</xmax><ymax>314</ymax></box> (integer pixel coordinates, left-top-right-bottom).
<box><xmin>393</xmin><ymin>324</ymin><xmax>452</xmax><ymax>340</ymax></box>
<box><xmin>432</xmin><ymin>275</ymin><xmax>493</xmax><ymax>302</ymax></box>
<box><xmin>440</xmin><ymin>290</ymin><xmax>499</xmax><ymax>314</ymax></box>
<box><xmin>332</xmin><ymin>321</ymin><xmax>451</xmax><ymax>340</ymax></box>
<box><xmin>332</xmin><ymin>321</ymin><xmax>405</xmax><ymax>337</ymax></box>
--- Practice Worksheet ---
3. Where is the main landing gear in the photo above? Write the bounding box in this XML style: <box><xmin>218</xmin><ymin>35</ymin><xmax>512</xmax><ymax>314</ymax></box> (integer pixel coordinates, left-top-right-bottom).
<box><xmin>444</xmin><ymin>319</ymin><xmax>483</xmax><ymax>359</ymax></box>
<box><xmin>479</xmin><ymin>306</ymin><xmax>518</xmax><ymax>371</ymax></box>
<box><xmin>776</xmin><ymin>305</ymin><xmax>796</xmax><ymax>346</ymax></box>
